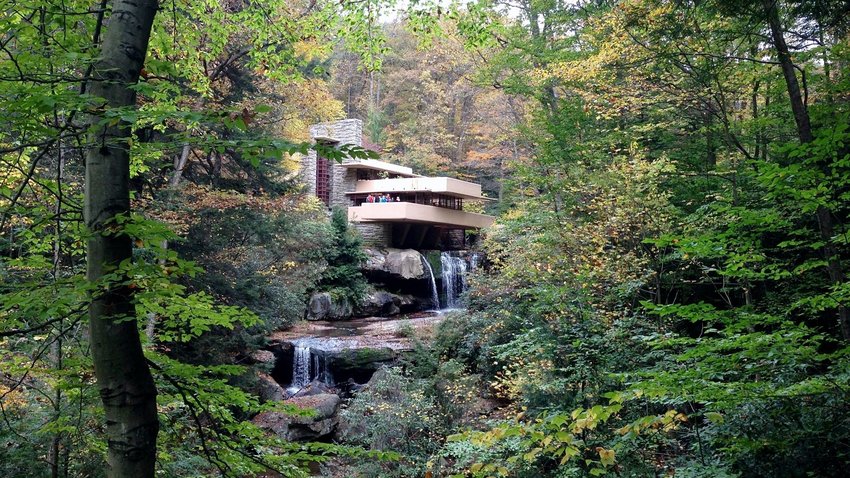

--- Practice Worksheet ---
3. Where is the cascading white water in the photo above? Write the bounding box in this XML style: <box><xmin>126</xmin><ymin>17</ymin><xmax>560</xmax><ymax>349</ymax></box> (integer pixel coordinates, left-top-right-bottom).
<box><xmin>284</xmin><ymin>338</ymin><xmax>339</xmax><ymax>394</ymax></box>
<box><xmin>441</xmin><ymin>252</ymin><xmax>468</xmax><ymax>309</ymax></box>
<box><xmin>420</xmin><ymin>252</ymin><xmax>440</xmax><ymax>309</ymax></box>
<box><xmin>288</xmin><ymin>343</ymin><xmax>312</xmax><ymax>393</ymax></box>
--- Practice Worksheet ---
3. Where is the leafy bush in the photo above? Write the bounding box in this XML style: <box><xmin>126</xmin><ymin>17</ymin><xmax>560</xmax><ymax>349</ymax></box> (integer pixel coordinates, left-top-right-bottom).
<box><xmin>314</xmin><ymin>207</ymin><xmax>369</xmax><ymax>308</ymax></box>
<box><xmin>337</xmin><ymin>368</ymin><xmax>448</xmax><ymax>477</ymax></box>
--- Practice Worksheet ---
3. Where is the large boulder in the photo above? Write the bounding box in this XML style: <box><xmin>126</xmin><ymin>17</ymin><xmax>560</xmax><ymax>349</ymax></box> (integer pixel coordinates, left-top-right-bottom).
<box><xmin>356</xmin><ymin>290</ymin><xmax>430</xmax><ymax>317</ymax></box>
<box><xmin>250</xmin><ymin>350</ymin><xmax>276</xmax><ymax>366</ymax></box>
<box><xmin>357</xmin><ymin>290</ymin><xmax>401</xmax><ymax>317</ymax></box>
<box><xmin>325</xmin><ymin>347</ymin><xmax>396</xmax><ymax>384</ymax></box>
<box><xmin>291</xmin><ymin>379</ymin><xmax>335</xmax><ymax>398</ymax></box>
<box><xmin>306</xmin><ymin>292</ymin><xmax>354</xmax><ymax>321</ymax></box>
<box><xmin>252</xmin><ymin>393</ymin><xmax>341</xmax><ymax>441</ymax></box>
<box><xmin>363</xmin><ymin>248</ymin><xmax>426</xmax><ymax>280</ymax></box>
<box><xmin>256</xmin><ymin>372</ymin><xmax>286</xmax><ymax>402</ymax></box>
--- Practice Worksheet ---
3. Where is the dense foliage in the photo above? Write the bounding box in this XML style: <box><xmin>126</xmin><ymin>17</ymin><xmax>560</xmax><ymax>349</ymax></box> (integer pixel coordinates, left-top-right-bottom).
<box><xmin>333</xmin><ymin>1</ymin><xmax>850</xmax><ymax>477</ymax></box>
<box><xmin>0</xmin><ymin>0</ymin><xmax>381</xmax><ymax>476</ymax></box>
<box><xmin>315</xmin><ymin>207</ymin><xmax>369</xmax><ymax>308</ymax></box>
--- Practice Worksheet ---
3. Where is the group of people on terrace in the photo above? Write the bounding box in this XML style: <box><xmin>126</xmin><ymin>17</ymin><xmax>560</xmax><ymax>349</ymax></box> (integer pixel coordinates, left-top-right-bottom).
<box><xmin>366</xmin><ymin>193</ymin><xmax>401</xmax><ymax>203</ymax></box>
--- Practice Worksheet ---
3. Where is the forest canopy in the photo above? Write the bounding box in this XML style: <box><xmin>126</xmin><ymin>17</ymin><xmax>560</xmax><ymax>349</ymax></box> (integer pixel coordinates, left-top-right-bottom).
<box><xmin>1</xmin><ymin>0</ymin><xmax>849</xmax><ymax>477</ymax></box>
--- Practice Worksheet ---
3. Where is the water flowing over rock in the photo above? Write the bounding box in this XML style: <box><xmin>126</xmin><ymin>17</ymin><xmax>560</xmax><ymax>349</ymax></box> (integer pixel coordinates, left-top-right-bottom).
<box><xmin>420</xmin><ymin>252</ymin><xmax>440</xmax><ymax>309</ymax></box>
<box><xmin>288</xmin><ymin>343</ymin><xmax>312</xmax><ymax>394</ymax></box>
<box><xmin>470</xmin><ymin>251</ymin><xmax>484</xmax><ymax>271</ymax></box>
<box><xmin>261</xmin><ymin>311</ymin><xmax>452</xmax><ymax>441</ymax></box>
<box><xmin>284</xmin><ymin>340</ymin><xmax>331</xmax><ymax>395</ymax></box>
<box><xmin>441</xmin><ymin>251</ymin><xmax>468</xmax><ymax>309</ymax></box>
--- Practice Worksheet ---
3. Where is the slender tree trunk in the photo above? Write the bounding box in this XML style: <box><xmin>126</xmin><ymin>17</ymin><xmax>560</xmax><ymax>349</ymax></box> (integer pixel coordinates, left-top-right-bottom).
<box><xmin>170</xmin><ymin>142</ymin><xmax>191</xmax><ymax>187</ymax></box>
<box><xmin>763</xmin><ymin>0</ymin><xmax>850</xmax><ymax>340</ymax></box>
<box><xmin>703</xmin><ymin>111</ymin><xmax>717</xmax><ymax>169</ymax></box>
<box><xmin>750</xmin><ymin>43</ymin><xmax>761</xmax><ymax>161</ymax></box>
<box><xmin>375</xmin><ymin>73</ymin><xmax>381</xmax><ymax>110</ymax></box>
<box><xmin>762</xmin><ymin>88</ymin><xmax>769</xmax><ymax>160</ymax></box>
<box><xmin>763</xmin><ymin>0</ymin><xmax>811</xmax><ymax>142</ymax></box>
<box><xmin>85</xmin><ymin>1</ymin><xmax>160</xmax><ymax>477</ymax></box>
<box><xmin>49</xmin><ymin>142</ymin><xmax>66</xmax><ymax>478</ymax></box>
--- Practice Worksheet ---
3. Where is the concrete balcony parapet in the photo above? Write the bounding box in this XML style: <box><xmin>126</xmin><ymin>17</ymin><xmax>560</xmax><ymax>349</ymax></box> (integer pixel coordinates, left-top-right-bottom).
<box><xmin>350</xmin><ymin>177</ymin><xmax>493</xmax><ymax>200</ymax></box>
<box><xmin>348</xmin><ymin>202</ymin><xmax>495</xmax><ymax>229</ymax></box>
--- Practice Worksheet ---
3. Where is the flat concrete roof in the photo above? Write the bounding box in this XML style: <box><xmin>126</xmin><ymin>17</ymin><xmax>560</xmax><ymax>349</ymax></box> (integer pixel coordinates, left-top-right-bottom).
<box><xmin>339</xmin><ymin>160</ymin><xmax>420</xmax><ymax>177</ymax></box>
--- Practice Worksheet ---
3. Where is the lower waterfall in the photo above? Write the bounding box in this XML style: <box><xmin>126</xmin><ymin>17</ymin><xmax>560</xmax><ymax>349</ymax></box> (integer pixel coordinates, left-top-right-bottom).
<box><xmin>286</xmin><ymin>340</ymin><xmax>329</xmax><ymax>394</ymax></box>
<box><xmin>287</xmin><ymin>344</ymin><xmax>311</xmax><ymax>393</ymax></box>
<box><xmin>441</xmin><ymin>252</ymin><xmax>468</xmax><ymax>309</ymax></box>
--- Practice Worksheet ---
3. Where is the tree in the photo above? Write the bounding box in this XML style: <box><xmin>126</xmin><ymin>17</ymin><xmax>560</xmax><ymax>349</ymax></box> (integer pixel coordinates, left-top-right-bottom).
<box><xmin>759</xmin><ymin>0</ymin><xmax>850</xmax><ymax>339</ymax></box>
<box><xmin>0</xmin><ymin>1</ymin><xmax>378</xmax><ymax>476</ymax></box>
<box><xmin>84</xmin><ymin>1</ymin><xmax>160</xmax><ymax>476</ymax></box>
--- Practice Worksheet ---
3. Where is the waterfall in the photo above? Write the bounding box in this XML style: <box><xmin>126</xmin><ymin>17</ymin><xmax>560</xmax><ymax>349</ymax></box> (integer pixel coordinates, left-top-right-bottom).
<box><xmin>420</xmin><ymin>252</ymin><xmax>440</xmax><ymax>309</ymax></box>
<box><xmin>288</xmin><ymin>343</ymin><xmax>312</xmax><ymax>393</ymax></box>
<box><xmin>286</xmin><ymin>340</ymin><xmax>333</xmax><ymax>394</ymax></box>
<box><xmin>441</xmin><ymin>252</ymin><xmax>468</xmax><ymax>309</ymax></box>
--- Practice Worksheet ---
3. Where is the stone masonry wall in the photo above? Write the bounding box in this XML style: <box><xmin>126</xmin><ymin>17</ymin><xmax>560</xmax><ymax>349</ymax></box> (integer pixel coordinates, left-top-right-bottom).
<box><xmin>445</xmin><ymin>229</ymin><xmax>465</xmax><ymax>250</ymax></box>
<box><xmin>301</xmin><ymin>119</ymin><xmax>363</xmax><ymax>209</ymax></box>
<box><xmin>301</xmin><ymin>119</ymin><xmax>394</xmax><ymax>247</ymax></box>
<box><xmin>355</xmin><ymin>223</ymin><xmax>393</xmax><ymax>247</ymax></box>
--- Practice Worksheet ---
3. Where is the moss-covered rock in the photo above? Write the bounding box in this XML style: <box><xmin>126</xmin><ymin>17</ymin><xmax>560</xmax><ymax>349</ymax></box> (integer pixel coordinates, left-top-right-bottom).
<box><xmin>325</xmin><ymin>347</ymin><xmax>396</xmax><ymax>384</ymax></box>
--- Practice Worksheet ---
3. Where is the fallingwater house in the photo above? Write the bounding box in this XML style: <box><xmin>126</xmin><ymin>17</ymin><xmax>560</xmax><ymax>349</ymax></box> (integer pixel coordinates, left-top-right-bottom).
<box><xmin>301</xmin><ymin>119</ymin><xmax>495</xmax><ymax>250</ymax></box>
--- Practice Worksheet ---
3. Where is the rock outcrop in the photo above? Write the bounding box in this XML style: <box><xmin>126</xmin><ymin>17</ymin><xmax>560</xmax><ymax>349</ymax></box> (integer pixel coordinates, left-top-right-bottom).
<box><xmin>356</xmin><ymin>290</ymin><xmax>425</xmax><ymax>316</ymax></box>
<box><xmin>306</xmin><ymin>292</ymin><xmax>354</xmax><ymax>321</ymax></box>
<box><xmin>308</xmin><ymin>289</ymin><xmax>427</xmax><ymax>321</ymax></box>
<box><xmin>357</xmin><ymin>290</ymin><xmax>401</xmax><ymax>316</ymax></box>
<box><xmin>255</xmin><ymin>372</ymin><xmax>286</xmax><ymax>402</ymax></box>
<box><xmin>363</xmin><ymin>248</ymin><xmax>426</xmax><ymax>280</ymax></box>
<box><xmin>252</xmin><ymin>393</ymin><xmax>341</xmax><ymax>441</ymax></box>
<box><xmin>324</xmin><ymin>347</ymin><xmax>396</xmax><ymax>384</ymax></box>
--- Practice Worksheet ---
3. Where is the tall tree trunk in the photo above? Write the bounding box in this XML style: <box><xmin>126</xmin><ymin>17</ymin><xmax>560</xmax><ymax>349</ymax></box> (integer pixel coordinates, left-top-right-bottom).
<box><xmin>751</xmin><ymin>80</ymin><xmax>761</xmax><ymax>160</ymax></box>
<box><xmin>763</xmin><ymin>0</ymin><xmax>812</xmax><ymax>142</ymax></box>
<box><xmin>762</xmin><ymin>88</ymin><xmax>769</xmax><ymax>160</ymax></box>
<box><xmin>763</xmin><ymin>0</ymin><xmax>850</xmax><ymax>340</ymax></box>
<box><xmin>751</xmin><ymin>44</ymin><xmax>762</xmax><ymax>161</ymax></box>
<box><xmin>703</xmin><ymin>111</ymin><xmax>717</xmax><ymax>169</ymax></box>
<box><xmin>85</xmin><ymin>1</ymin><xmax>160</xmax><ymax>477</ymax></box>
<box><xmin>169</xmin><ymin>142</ymin><xmax>191</xmax><ymax>187</ymax></box>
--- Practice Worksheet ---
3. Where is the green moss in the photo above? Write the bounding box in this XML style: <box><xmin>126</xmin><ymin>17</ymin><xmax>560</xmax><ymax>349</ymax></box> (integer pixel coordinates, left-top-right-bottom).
<box><xmin>424</xmin><ymin>250</ymin><xmax>442</xmax><ymax>277</ymax></box>
<box><xmin>331</xmin><ymin>347</ymin><xmax>396</xmax><ymax>371</ymax></box>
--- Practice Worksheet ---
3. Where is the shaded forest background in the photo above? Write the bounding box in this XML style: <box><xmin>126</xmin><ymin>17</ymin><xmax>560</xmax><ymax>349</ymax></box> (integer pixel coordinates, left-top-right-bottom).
<box><xmin>1</xmin><ymin>0</ymin><xmax>850</xmax><ymax>477</ymax></box>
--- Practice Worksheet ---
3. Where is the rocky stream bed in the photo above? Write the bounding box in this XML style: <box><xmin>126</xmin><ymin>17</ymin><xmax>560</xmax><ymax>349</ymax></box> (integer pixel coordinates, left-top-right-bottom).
<box><xmin>251</xmin><ymin>311</ymin><xmax>447</xmax><ymax>441</ymax></box>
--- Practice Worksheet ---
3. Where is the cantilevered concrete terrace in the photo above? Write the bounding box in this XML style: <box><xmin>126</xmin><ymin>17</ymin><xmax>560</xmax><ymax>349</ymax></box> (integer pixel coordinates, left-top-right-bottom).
<box><xmin>348</xmin><ymin>202</ymin><xmax>495</xmax><ymax>229</ymax></box>
<box><xmin>342</xmin><ymin>161</ymin><xmax>495</xmax><ymax>231</ymax></box>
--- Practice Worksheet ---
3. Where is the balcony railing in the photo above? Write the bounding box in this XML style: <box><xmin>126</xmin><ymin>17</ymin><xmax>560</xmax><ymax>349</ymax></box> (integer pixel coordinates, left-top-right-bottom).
<box><xmin>350</xmin><ymin>192</ymin><xmax>464</xmax><ymax>210</ymax></box>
